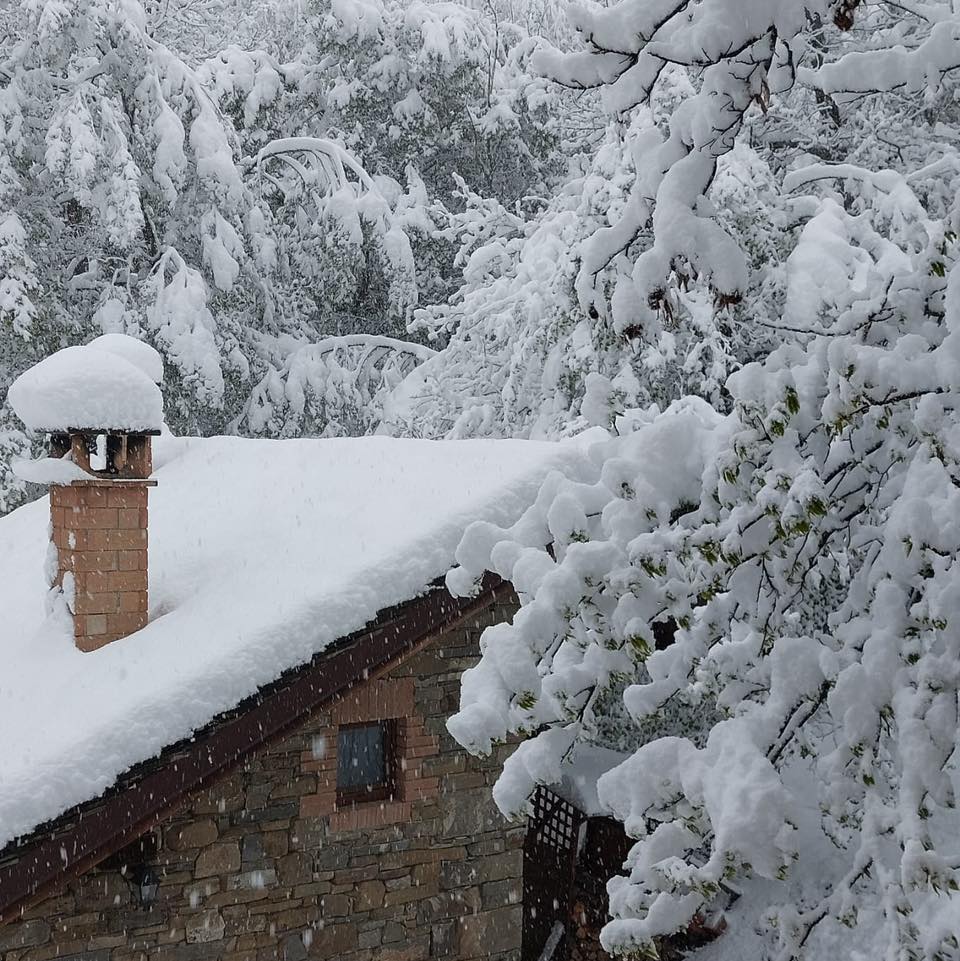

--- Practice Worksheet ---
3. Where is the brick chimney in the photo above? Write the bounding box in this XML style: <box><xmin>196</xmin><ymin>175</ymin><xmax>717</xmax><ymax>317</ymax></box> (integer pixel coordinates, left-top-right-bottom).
<box><xmin>48</xmin><ymin>431</ymin><xmax>157</xmax><ymax>652</ymax></box>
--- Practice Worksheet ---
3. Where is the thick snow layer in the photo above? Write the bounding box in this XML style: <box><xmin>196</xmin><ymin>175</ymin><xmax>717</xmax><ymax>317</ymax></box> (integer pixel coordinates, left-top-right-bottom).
<box><xmin>87</xmin><ymin>334</ymin><xmax>165</xmax><ymax>384</ymax></box>
<box><xmin>0</xmin><ymin>434</ymin><xmax>591</xmax><ymax>848</ymax></box>
<box><xmin>679</xmin><ymin>758</ymin><xmax>931</xmax><ymax>961</ymax></box>
<box><xmin>554</xmin><ymin>744</ymin><xmax>626</xmax><ymax>816</ymax></box>
<box><xmin>8</xmin><ymin>339</ymin><xmax>164</xmax><ymax>433</ymax></box>
<box><xmin>12</xmin><ymin>455</ymin><xmax>92</xmax><ymax>485</ymax></box>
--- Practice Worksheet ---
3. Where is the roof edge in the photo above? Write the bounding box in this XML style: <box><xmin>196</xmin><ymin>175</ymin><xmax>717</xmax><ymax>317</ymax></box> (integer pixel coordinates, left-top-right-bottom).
<box><xmin>0</xmin><ymin>573</ymin><xmax>509</xmax><ymax>925</ymax></box>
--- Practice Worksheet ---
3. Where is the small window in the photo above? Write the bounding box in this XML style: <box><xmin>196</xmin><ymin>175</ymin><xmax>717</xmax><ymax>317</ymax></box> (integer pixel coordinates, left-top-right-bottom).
<box><xmin>336</xmin><ymin>720</ymin><xmax>397</xmax><ymax>804</ymax></box>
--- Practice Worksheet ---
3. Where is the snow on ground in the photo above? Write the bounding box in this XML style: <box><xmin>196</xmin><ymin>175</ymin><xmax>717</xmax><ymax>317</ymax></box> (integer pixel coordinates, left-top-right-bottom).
<box><xmin>0</xmin><ymin>433</ymin><xmax>593</xmax><ymax>849</ymax></box>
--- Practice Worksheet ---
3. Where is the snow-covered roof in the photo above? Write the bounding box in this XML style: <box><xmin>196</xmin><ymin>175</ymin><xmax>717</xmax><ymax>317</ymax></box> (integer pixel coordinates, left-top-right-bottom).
<box><xmin>0</xmin><ymin>433</ymin><xmax>591</xmax><ymax>849</ymax></box>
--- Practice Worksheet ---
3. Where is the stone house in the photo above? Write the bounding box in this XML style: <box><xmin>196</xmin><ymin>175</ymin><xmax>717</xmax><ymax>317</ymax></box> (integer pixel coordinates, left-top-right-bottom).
<box><xmin>0</xmin><ymin>420</ymin><xmax>592</xmax><ymax>961</ymax></box>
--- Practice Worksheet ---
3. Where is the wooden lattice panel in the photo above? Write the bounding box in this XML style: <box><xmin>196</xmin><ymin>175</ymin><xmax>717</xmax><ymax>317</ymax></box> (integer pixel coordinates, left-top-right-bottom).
<box><xmin>522</xmin><ymin>787</ymin><xmax>586</xmax><ymax>961</ymax></box>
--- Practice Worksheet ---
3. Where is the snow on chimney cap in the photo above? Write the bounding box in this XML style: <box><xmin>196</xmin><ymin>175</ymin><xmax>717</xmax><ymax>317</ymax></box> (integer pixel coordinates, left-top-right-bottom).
<box><xmin>8</xmin><ymin>336</ymin><xmax>164</xmax><ymax>434</ymax></box>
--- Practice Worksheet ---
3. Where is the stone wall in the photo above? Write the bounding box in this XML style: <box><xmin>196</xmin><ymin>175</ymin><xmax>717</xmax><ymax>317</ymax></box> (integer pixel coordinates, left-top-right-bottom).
<box><xmin>0</xmin><ymin>596</ymin><xmax>523</xmax><ymax>961</ymax></box>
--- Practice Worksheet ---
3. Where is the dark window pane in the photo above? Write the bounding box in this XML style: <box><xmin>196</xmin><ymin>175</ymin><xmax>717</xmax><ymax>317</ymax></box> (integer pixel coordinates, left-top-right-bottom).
<box><xmin>337</xmin><ymin>723</ymin><xmax>387</xmax><ymax>792</ymax></box>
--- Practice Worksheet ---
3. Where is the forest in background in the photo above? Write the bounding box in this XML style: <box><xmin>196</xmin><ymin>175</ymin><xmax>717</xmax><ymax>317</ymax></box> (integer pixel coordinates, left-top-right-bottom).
<box><xmin>0</xmin><ymin>0</ymin><xmax>592</xmax><ymax>512</ymax></box>
<box><xmin>6</xmin><ymin>1</ymin><xmax>960</xmax><ymax>958</ymax></box>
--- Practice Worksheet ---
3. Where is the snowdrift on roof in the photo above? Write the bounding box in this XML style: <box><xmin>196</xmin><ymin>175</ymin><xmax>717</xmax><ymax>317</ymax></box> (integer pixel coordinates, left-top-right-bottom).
<box><xmin>0</xmin><ymin>432</ymin><xmax>594</xmax><ymax>848</ymax></box>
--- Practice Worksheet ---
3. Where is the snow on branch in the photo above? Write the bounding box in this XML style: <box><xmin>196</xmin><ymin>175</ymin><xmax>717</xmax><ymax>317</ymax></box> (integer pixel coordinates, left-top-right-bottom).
<box><xmin>255</xmin><ymin>137</ymin><xmax>379</xmax><ymax>199</ymax></box>
<box><xmin>532</xmin><ymin>0</ymin><xmax>840</xmax><ymax>332</ymax></box>
<box><xmin>801</xmin><ymin>17</ymin><xmax>960</xmax><ymax>99</ymax></box>
<box><xmin>242</xmin><ymin>334</ymin><xmax>436</xmax><ymax>438</ymax></box>
<box><xmin>440</xmin><ymin>2</ymin><xmax>960</xmax><ymax>957</ymax></box>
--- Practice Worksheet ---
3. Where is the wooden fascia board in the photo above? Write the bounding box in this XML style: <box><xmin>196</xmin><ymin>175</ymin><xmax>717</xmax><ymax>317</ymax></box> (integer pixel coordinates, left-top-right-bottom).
<box><xmin>0</xmin><ymin>574</ymin><xmax>508</xmax><ymax>924</ymax></box>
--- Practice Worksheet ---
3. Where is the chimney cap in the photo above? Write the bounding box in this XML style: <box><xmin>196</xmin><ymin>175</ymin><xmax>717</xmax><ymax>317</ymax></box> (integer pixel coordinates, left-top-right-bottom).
<box><xmin>48</xmin><ymin>430</ymin><xmax>155</xmax><ymax>480</ymax></box>
<box><xmin>7</xmin><ymin>340</ymin><xmax>164</xmax><ymax>435</ymax></box>
<box><xmin>55</xmin><ymin>428</ymin><xmax>163</xmax><ymax>437</ymax></box>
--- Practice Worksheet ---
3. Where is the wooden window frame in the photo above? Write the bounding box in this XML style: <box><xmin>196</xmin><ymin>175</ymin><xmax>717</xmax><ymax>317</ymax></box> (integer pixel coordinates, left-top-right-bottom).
<box><xmin>335</xmin><ymin>718</ymin><xmax>401</xmax><ymax>808</ymax></box>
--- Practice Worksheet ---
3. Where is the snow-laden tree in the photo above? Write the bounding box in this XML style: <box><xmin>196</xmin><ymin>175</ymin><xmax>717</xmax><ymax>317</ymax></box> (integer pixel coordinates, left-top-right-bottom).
<box><xmin>461</xmin><ymin>0</ymin><xmax>572</xmax><ymax>46</ymax></box>
<box><xmin>241</xmin><ymin>332</ymin><xmax>435</xmax><ymax>437</ymax></box>
<box><xmin>195</xmin><ymin>44</ymin><xmax>424</xmax><ymax>341</ymax></box>
<box><xmin>446</xmin><ymin>1</ymin><xmax>960</xmax><ymax>958</ymax></box>
<box><xmin>251</xmin><ymin>137</ymin><xmax>418</xmax><ymax>339</ymax></box>
<box><xmin>286</xmin><ymin>0</ymin><xmax>575</xmax><ymax>312</ymax></box>
<box><xmin>300</xmin><ymin>0</ymin><xmax>566</xmax><ymax>206</ymax></box>
<box><xmin>144</xmin><ymin>0</ymin><xmax>309</xmax><ymax>63</ymax></box>
<box><xmin>0</xmin><ymin>0</ymin><xmax>431</xmax><ymax>509</ymax></box>
<box><xmin>392</xmin><ymin>69</ymin><xmax>787</xmax><ymax>438</ymax></box>
<box><xmin>0</xmin><ymin>0</ymin><xmax>263</xmax><ymax>433</ymax></box>
<box><xmin>180</xmin><ymin>1</ymin><xmax>580</xmax><ymax>435</ymax></box>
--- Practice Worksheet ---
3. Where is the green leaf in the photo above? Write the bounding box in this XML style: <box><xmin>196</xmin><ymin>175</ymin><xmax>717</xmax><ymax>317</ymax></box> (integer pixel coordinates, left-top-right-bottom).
<box><xmin>785</xmin><ymin>386</ymin><xmax>800</xmax><ymax>415</ymax></box>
